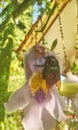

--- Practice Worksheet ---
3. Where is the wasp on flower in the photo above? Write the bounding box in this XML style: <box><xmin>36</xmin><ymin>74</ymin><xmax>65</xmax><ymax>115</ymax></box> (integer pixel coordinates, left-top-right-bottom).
<box><xmin>4</xmin><ymin>44</ymin><xmax>66</xmax><ymax>130</ymax></box>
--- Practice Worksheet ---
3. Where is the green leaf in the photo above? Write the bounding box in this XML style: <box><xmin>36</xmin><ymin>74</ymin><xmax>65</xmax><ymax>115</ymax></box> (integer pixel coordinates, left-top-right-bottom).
<box><xmin>51</xmin><ymin>38</ymin><xmax>58</xmax><ymax>51</ymax></box>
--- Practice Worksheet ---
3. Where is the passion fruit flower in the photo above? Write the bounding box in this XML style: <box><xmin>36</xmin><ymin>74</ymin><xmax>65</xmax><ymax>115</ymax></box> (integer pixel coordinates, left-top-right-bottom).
<box><xmin>4</xmin><ymin>45</ymin><xmax>66</xmax><ymax>130</ymax></box>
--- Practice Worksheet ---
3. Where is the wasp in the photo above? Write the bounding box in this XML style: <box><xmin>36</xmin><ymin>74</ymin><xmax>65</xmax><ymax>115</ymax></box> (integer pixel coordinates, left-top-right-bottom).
<box><xmin>42</xmin><ymin>55</ymin><xmax>61</xmax><ymax>89</ymax></box>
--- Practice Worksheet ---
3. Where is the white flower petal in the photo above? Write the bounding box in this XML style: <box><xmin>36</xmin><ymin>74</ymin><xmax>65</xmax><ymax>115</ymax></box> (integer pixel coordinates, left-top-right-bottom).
<box><xmin>22</xmin><ymin>99</ymin><xmax>44</xmax><ymax>130</ymax></box>
<box><xmin>4</xmin><ymin>83</ymin><xmax>30</xmax><ymax>113</ymax></box>
<box><xmin>42</xmin><ymin>108</ymin><xmax>56</xmax><ymax>130</ymax></box>
<box><xmin>44</xmin><ymin>85</ymin><xmax>66</xmax><ymax>121</ymax></box>
<box><xmin>67</xmin><ymin>71</ymin><xmax>78</xmax><ymax>83</ymax></box>
<box><xmin>28</xmin><ymin>47</ymin><xmax>40</xmax><ymax>72</ymax></box>
<box><xmin>28</xmin><ymin>47</ymin><xmax>45</xmax><ymax>72</ymax></box>
<box><xmin>24</xmin><ymin>53</ymin><xmax>32</xmax><ymax>80</ymax></box>
<box><xmin>74</xmin><ymin>93</ymin><xmax>78</xmax><ymax>108</ymax></box>
<box><xmin>37</xmin><ymin>57</ymin><xmax>45</xmax><ymax>66</ymax></box>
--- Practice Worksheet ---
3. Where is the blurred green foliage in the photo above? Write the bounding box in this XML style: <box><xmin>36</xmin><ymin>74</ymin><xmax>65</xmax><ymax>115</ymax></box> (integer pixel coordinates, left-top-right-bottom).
<box><xmin>0</xmin><ymin>0</ymin><xmax>53</xmax><ymax>129</ymax></box>
<box><xmin>0</xmin><ymin>0</ymin><xmax>33</xmax><ymax>129</ymax></box>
